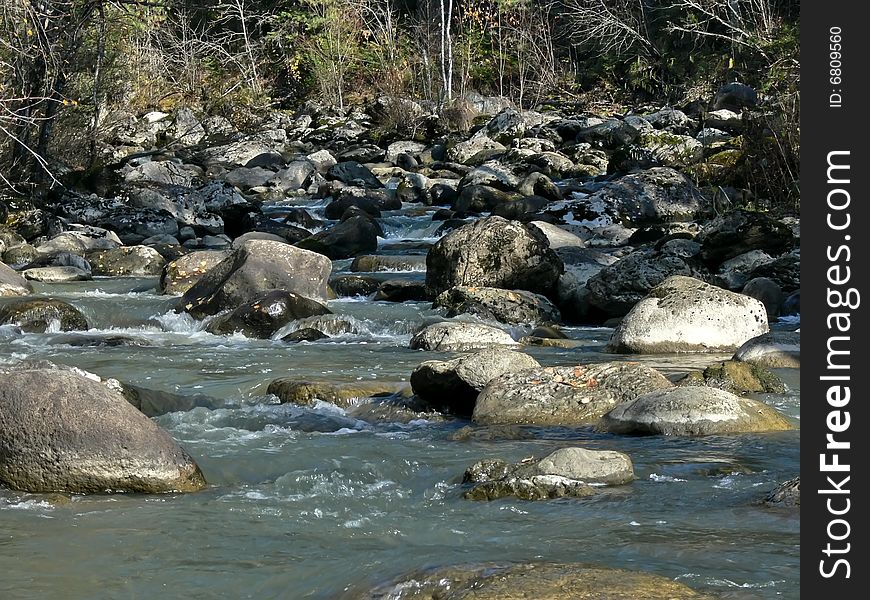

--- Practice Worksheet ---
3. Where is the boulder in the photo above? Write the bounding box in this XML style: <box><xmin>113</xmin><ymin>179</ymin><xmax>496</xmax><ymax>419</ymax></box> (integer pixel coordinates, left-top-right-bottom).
<box><xmin>2</xmin><ymin>243</ymin><xmax>39</xmax><ymax>268</ymax></box>
<box><xmin>458</xmin><ymin>161</ymin><xmax>521</xmax><ymax>191</ymax></box>
<box><xmin>0</xmin><ymin>367</ymin><xmax>206</xmax><ymax>493</ymax></box>
<box><xmin>426</xmin><ymin>216</ymin><xmax>562</xmax><ymax>298</ymax></box>
<box><xmin>576</xmin><ymin>118</ymin><xmax>640</xmax><ymax>149</ymax></box>
<box><xmin>747</xmin><ymin>250</ymin><xmax>800</xmax><ymax>293</ymax></box>
<box><xmin>697</xmin><ymin>210</ymin><xmax>794</xmax><ymax>265</ymax></box>
<box><xmin>179</xmin><ymin>240</ymin><xmax>331</xmax><ymax>318</ymax></box>
<box><xmin>350</xmin><ymin>254</ymin><xmax>427</xmax><ymax>272</ymax></box>
<box><xmin>409</xmin><ymin>321</ymin><xmax>518</xmax><ymax>351</ymax></box>
<box><xmin>373</xmin><ymin>279</ymin><xmax>429</xmax><ymax>302</ymax></box>
<box><xmin>327</xmin><ymin>161</ymin><xmax>384</xmax><ymax>188</ymax></box>
<box><xmin>294</xmin><ymin>215</ymin><xmax>380</xmax><ymax>260</ymax></box>
<box><xmin>733</xmin><ymin>331</ymin><xmax>800</xmax><ymax>368</ymax></box>
<box><xmin>123</xmin><ymin>160</ymin><xmax>203</xmax><ymax>187</ymax></box>
<box><xmin>607</xmin><ymin>275</ymin><xmax>768</xmax><ymax>353</ymax></box>
<box><xmin>410</xmin><ymin>348</ymin><xmax>541</xmax><ymax>415</ymax></box>
<box><xmin>282</xmin><ymin>328</ymin><xmax>328</xmax><ymax>343</ymax></box>
<box><xmin>98</xmin><ymin>207</ymin><xmax>180</xmax><ymax>245</ymax></box>
<box><xmin>447</xmin><ymin>135</ymin><xmax>506</xmax><ymax>164</ymax></box>
<box><xmin>454</xmin><ymin>185</ymin><xmax>520</xmax><ymax>213</ymax></box>
<box><xmin>433</xmin><ymin>285</ymin><xmax>561</xmax><ymax>325</ymax></box>
<box><xmin>463</xmin><ymin>447</ymin><xmax>634</xmax><ymax>501</ymax></box>
<box><xmin>480</xmin><ymin>108</ymin><xmax>526</xmax><ymax>144</ymax></box>
<box><xmin>473</xmin><ymin>362</ymin><xmax>673</xmax><ymax>426</ymax></box>
<box><xmin>764</xmin><ymin>476</ymin><xmax>800</xmax><ymax>508</ymax></box>
<box><xmin>159</xmin><ymin>250</ymin><xmax>230</xmax><ymax>295</ymax></box>
<box><xmin>490</xmin><ymin>196</ymin><xmax>550</xmax><ymax>220</ymax></box>
<box><xmin>0</xmin><ymin>299</ymin><xmax>89</xmax><ymax>332</ymax></box>
<box><xmin>355</xmin><ymin>563</ymin><xmax>716</xmax><ymax>600</ymax></box>
<box><xmin>742</xmin><ymin>277</ymin><xmax>783</xmax><ymax>318</ymax></box>
<box><xmin>206</xmin><ymin>290</ymin><xmax>331</xmax><ymax>338</ymax></box>
<box><xmin>679</xmin><ymin>360</ymin><xmax>785</xmax><ymax>394</ymax></box>
<box><xmin>586</xmin><ymin>244</ymin><xmax>711</xmax><ymax>318</ymax></box>
<box><xmin>22</xmin><ymin>266</ymin><xmax>92</xmax><ymax>283</ymax></box>
<box><xmin>639</xmin><ymin>131</ymin><xmax>703</xmax><ymax>166</ymax></box>
<box><xmin>330</xmin><ymin>274</ymin><xmax>381</xmax><ymax>297</ymax></box>
<box><xmin>599</xmin><ymin>386</ymin><xmax>792</xmax><ymax>436</ymax></box>
<box><xmin>0</xmin><ymin>262</ymin><xmax>34</xmax><ymax>296</ymax></box>
<box><xmin>528</xmin><ymin>221</ymin><xmax>585</xmax><ymax>249</ymax></box>
<box><xmin>714</xmin><ymin>82</ymin><xmax>758</xmax><ymax>111</ymax></box>
<box><xmin>323</xmin><ymin>194</ymin><xmax>382</xmax><ymax>220</ymax></box>
<box><xmin>385</xmin><ymin>140</ymin><xmax>427</xmax><ymax>163</ymax></box>
<box><xmin>716</xmin><ymin>250</ymin><xmax>774</xmax><ymax>290</ymax></box>
<box><xmin>267</xmin><ymin>379</ymin><xmax>409</xmax><ymax>408</ymax></box>
<box><xmin>88</xmin><ymin>246</ymin><xmax>166</xmax><ymax>277</ymax></box>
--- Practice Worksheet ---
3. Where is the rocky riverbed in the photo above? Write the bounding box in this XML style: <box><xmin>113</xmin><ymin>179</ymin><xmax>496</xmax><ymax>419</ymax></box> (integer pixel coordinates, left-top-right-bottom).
<box><xmin>0</xmin><ymin>90</ymin><xmax>799</xmax><ymax>598</ymax></box>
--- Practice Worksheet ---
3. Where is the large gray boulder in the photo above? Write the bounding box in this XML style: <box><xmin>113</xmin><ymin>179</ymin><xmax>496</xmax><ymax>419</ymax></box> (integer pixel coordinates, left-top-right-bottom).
<box><xmin>294</xmin><ymin>215</ymin><xmax>380</xmax><ymax>260</ymax></box>
<box><xmin>0</xmin><ymin>367</ymin><xmax>207</xmax><ymax>493</ymax></box>
<box><xmin>433</xmin><ymin>285</ymin><xmax>560</xmax><ymax>325</ymax></box>
<box><xmin>607</xmin><ymin>275</ymin><xmax>768</xmax><ymax>353</ymax></box>
<box><xmin>179</xmin><ymin>240</ymin><xmax>331</xmax><ymax>318</ymax></box>
<box><xmin>410</xmin><ymin>348</ymin><xmax>541</xmax><ymax>415</ymax></box>
<box><xmin>0</xmin><ymin>299</ymin><xmax>89</xmax><ymax>332</ymax></box>
<box><xmin>159</xmin><ymin>250</ymin><xmax>230</xmax><ymax>295</ymax></box>
<box><xmin>599</xmin><ymin>386</ymin><xmax>792</xmax><ymax>436</ymax></box>
<box><xmin>426</xmin><ymin>216</ymin><xmax>563</xmax><ymax>298</ymax></box>
<box><xmin>410</xmin><ymin>321</ymin><xmax>518</xmax><ymax>352</ymax></box>
<box><xmin>447</xmin><ymin>135</ymin><xmax>506</xmax><ymax>164</ymax></box>
<box><xmin>733</xmin><ymin>331</ymin><xmax>800</xmax><ymax>368</ymax></box>
<box><xmin>473</xmin><ymin>362</ymin><xmax>673</xmax><ymax>426</ymax></box>
<box><xmin>0</xmin><ymin>262</ymin><xmax>33</xmax><ymax>296</ymax></box>
<box><xmin>206</xmin><ymin>290</ymin><xmax>330</xmax><ymax>338</ymax></box>
<box><xmin>463</xmin><ymin>447</ymin><xmax>633</xmax><ymax>501</ymax></box>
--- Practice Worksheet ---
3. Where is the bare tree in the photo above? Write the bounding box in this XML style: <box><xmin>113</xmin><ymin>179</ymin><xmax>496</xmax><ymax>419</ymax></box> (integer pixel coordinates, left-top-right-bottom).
<box><xmin>559</xmin><ymin>0</ymin><xmax>658</xmax><ymax>58</ymax></box>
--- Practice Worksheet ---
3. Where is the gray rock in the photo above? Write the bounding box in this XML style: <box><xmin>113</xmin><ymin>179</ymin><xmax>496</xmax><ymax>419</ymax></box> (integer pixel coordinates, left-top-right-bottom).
<box><xmin>169</xmin><ymin>107</ymin><xmax>206</xmax><ymax>145</ymax></box>
<box><xmin>350</xmin><ymin>254</ymin><xmax>427</xmax><ymax>273</ymax></box>
<box><xmin>599</xmin><ymin>386</ymin><xmax>792</xmax><ymax>436</ymax></box>
<box><xmin>433</xmin><ymin>285</ymin><xmax>561</xmax><ymax>325</ymax></box>
<box><xmin>742</xmin><ymin>277</ymin><xmax>783</xmax><ymax>318</ymax></box>
<box><xmin>448</xmin><ymin>135</ymin><xmax>506</xmax><ymax>164</ymax></box>
<box><xmin>697</xmin><ymin>209</ymin><xmax>794</xmax><ymax>265</ymax></box>
<box><xmin>679</xmin><ymin>360</ymin><xmax>785</xmax><ymax>394</ymax></box>
<box><xmin>294</xmin><ymin>215</ymin><xmax>380</xmax><ymax>260</ymax></box>
<box><xmin>373</xmin><ymin>279</ymin><xmax>429</xmax><ymax>302</ymax></box>
<box><xmin>0</xmin><ymin>299</ymin><xmax>89</xmax><ymax>332</ymax></box>
<box><xmin>329</xmin><ymin>274</ymin><xmax>381</xmax><ymax>297</ymax></box>
<box><xmin>179</xmin><ymin>240</ymin><xmax>331</xmax><ymax>318</ymax></box>
<box><xmin>639</xmin><ymin>130</ymin><xmax>703</xmax><ymax>166</ymax></box>
<box><xmin>0</xmin><ymin>262</ymin><xmax>34</xmax><ymax>296</ymax></box>
<box><xmin>23</xmin><ymin>266</ymin><xmax>92</xmax><ymax>283</ymax></box>
<box><xmin>705</xmin><ymin>108</ymin><xmax>743</xmax><ymax>130</ymax></box>
<box><xmin>268</xmin><ymin>160</ymin><xmax>317</xmax><ymax>192</ymax></box>
<box><xmin>747</xmin><ymin>250</ymin><xmax>800</xmax><ymax>293</ymax></box>
<box><xmin>459</xmin><ymin>161</ymin><xmax>521</xmax><ymax>191</ymax></box>
<box><xmin>473</xmin><ymin>362</ymin><xmax>673</xmax><ymax>426</ymax></box>
<box><xmin>528</xmin><ymin>221</ymin><xmax>585</xmax><ymax>249</ymax></box>
<box><xmin>123</xmin><ymin>160</ymin><xmax>203</xmax><ymax>187</ymax></box>
<box><xmin>480</xmin><ymin>108</ymin><xmax>526</xmax><ymax>144</ymax></box>
<box><xmin>0</xmin><ymin>367</ymin><xmax>206</xmax><ymax>493</ymax></box>
<box><xmin>717</xmin><ymin>250</ymin><xmax>774</xmax><ymax>290</ymax></box>
<box><xmin>454</xmin><ymin>185</ymin><xmax>520</xmax><ymax>213</ymax></box>
<box><xmin>385</xmin><ymin>141</ymin><xmax>427</xmax><ymax>163</ymax></box>
<box><xmin>159</xmin><ymin>250</ymin><xmax>229</xmax><ymax>295</ymax></box>
<box><xmin>221</xmin><ymin>166</ymin><xmax>275</xmax><ymax>190</ymax></box>
<box><xmin>607</xmin><ymin>275</ymin><xmax>769</xmax><ymax>353</ymax></box>
<box><xmin>409</xmin><ymin>321</ymin><xmax>518</xmax><ymax>351</ymax></box>
<box><xmin>88</xmin><ymin>246</ymin><xmax>166</xmax><ymax>277</ymax></box>
<box><xmin>425</xmin><ymin>216</ymin><xmax>563</xmax><ymax>298</ymax></box>
<box><xmin>764</xmin><ymin>476</ymin><xmax>800</xmax><ymax>507</ymax></box>
<box><xmin>410</xmin><ymin>348</ymin><xmax>541</xmax><ymax>415</ymax></box>
<box><xmin>206</xmin><ymin>289</ymin><xmax>331</xmax><ymax>338</ymax></box>
<box><xmin>733</xmin><ymin>331</ymin><xmax>800</xmax><ymax>368</ymax></box>
<box><xmin>327</xmin><ymin>161</ymin><xmax>384</xmax><ymax>188</ymax></box>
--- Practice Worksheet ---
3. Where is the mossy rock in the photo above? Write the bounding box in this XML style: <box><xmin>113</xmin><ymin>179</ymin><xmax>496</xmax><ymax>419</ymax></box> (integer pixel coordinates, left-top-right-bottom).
<box><xmin>679</xmin><ymin>360</ymin><xmax>785</xmax><ymax>394</ymax></box>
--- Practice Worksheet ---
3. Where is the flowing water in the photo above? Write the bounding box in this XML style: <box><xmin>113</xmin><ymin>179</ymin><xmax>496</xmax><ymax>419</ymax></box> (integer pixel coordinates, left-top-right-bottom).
<box><xmin>0</xmin><ymin>202</ymin><xmax>799</xmax><ymax>599</ymax></box>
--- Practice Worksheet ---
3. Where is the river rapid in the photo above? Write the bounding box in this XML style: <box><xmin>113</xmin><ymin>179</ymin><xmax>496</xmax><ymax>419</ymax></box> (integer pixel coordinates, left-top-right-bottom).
<box><xmin>0</xmin><ymin>200</ymin><xmax>799</xmax><ymax>599</ymax></box>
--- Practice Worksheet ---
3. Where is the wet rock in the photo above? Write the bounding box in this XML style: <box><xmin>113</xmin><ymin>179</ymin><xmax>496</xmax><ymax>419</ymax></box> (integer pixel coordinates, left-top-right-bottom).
<box><xmin>285</xmin><ymin>314</ymin><xmax>366</xmax><ymax>337</ymax></box>
<box><xmin>88</xmin><ymin>246</ymin><xmax>166</xmax><ymax>277</ymax></box>
<box><xmin>599</xmin><ymin>386</ymin><xmax>792</xmax><ymax>436</ymax></box>
<box><xmin>329</xmin><ymin>274</ymin><xmax>381</xmax><ymax>297</ymax></box>
<box><xmin>733</xmin><ymin>331</ymin><xmax>800</xmax><ymax>368</ymax></box>
<box><xmin>697</xmin><ymin>210</ymin><xmax>794</xmax><ymax>265</ymax></box>
<box><xmin>180</xmin><ymin>240</ymin><xmax>331</xmax><ymax>318</ymax></box>
<box><xmin>679</xmin><ymin>360</ymin><xmax>785</xmax><ymax>394</ymax></box>
<box><xmin>118</xmin><ymin>383</ymin><xmax>227</xmax><ymax>417</ymax></box>
<box><xmin>374</xmin><ymin>279</ymin><xmax>429</xmax><ymax>302</ymax></box>
<box><xmin>206</xmin><ymin>289</ymin><xmax>331</xmax><ymax>338</ymax></box>
<box><xmin>411</xmin><ymin>348</ymin><xmax>540</xmax><ymax>415</ymax></box>
<box><xmin>426</xmin><ymin>216</ymin><xmax>563</xmax><ymax>298</ymax></box>
<box><xmin>463</xmin><ymin>447</ymin><xmax>634</xmax><ymax>501</ymax></box>
<box><xmin>0</xmin><ymin>367</ymin><xmax>206</xmax><ymax>493</ymax></box>
<box><xmin>295</xmin><ymin>215</ymin><xmax>380</xmax><ymax>260</ymax></box>
<box><xmin>742</xmin><ymin>277</ymin><xmax>783</xmax><ymax>318</ymax></box>
<box><xmin>585</xmin><ymin>245</ymin><xmax>711</xmax><ymax>318</ymax></box>
<box><xmin>350</xmin><ymin>255</ymin><xmax>427</xmax><ymax>273</ymax></box>
<box><xmin>410</xmin><ymin>321</ymin><xmax>518</xmax><ymax>351</ymax></box>
<box><xmin>454</xmin><ymin>185</ymin><xmax>520</xmax><ymax>213</ymax></box>
<box><xmin>327</xmin><ymin>161</ymin><xmax>384</xmax><ymax>188</ymax></box>
<box><xmin>267</xmin><ymin>379</ymin><xmax>410</xmax><ymax>408</ymax></box>
<box><xmin>0</xmin><ymin>299</ymin><xmax>89</xmax><ymax>332</ymax></box>
<box><xmin>22</xmin><ymin>266</ymin><xmax>92</xmax><ymax>283</ymax></box>
<box><xmin>472</xmin><ymin>362</ymin><xmax>672</xmax><ymax>426</ymax></box>
<box><xmin>352</xmin><ymin>563</ymin><xmax>716</xmax><ymax>600</ymax></box>
<box><xmin>324</xmin><ymin>194</ymin><xmax>382</xmax><ymax>220</ymax></box>
<box><xmin>282</xmin><ymin>328</ymin><xmax>328</xmax><ymax>343</ymax></box>
<box><xmin>0</xmin><ymin>262</ymin><xmax>34</xmax><ymax>296</ymax></box>
<box><xmin>433</xmin><ymin>285</ymin><xmax>561</xmax><ymax>325</ymax></box>
<box><xmin>607</xmin><ymin>275</ymin><xmax>768</xmax><ymax>353</ymax></box>
<box><xmin>764</xmin><ymin>476</ymin><xmax>800</xmax><ymax>508</ymax></box>
<box><xmin>159</xmin><ymin>250</ymin><xmax>230</xmax><ymax>295</ymax></box>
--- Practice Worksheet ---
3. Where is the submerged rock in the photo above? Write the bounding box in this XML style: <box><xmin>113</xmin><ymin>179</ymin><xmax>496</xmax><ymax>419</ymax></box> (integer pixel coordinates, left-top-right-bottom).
<box><xmin>409</xmin><ymin>321</ymin><xmax>518</xmax><ymax>352</ymax></box>
<box><xmin>607</xmin><ymin>275</ymin><xmax>768</xmax><ymax>353</ymax></box>
<box><xmin>764</xmin><ymin>476</ymin><xmax>800</xmax><ymax>508</ymax></box>
<box><xmin>463</xmin><ymin>447</ymin><xmax>634</xmax><ymax>501</ymax></box>
<box><xmin>0</xmin><ymin>299</ymin><xmax>89</xmax><ymax>332</ymax></box>
<box><xmin>599</xmin><ymin>386</ymin><xmax>793</xmax><ymax>436</ymax></box>
<box><xmin>267</xmin><ymin>379</ymin><xmax>410</xmax><ymax>408</ymax></box>
<box><xmin>411</xmin><ymin>348</ymin><xmax>540</xmax><ymax>416</ymax></box>
<box><xmin>473</xmin><ymin>362</ymin><xmax>673</xmax><ymax>426</ymax></box>
<box><xmin>0</xmin><ymin>367</ymin><xmax>206</xmax><ymax>493</ymax></box>
<box><xmin>351</xmin><ymin>562</ymin><xmax>716</xmax><ymax>600</ymax></box>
